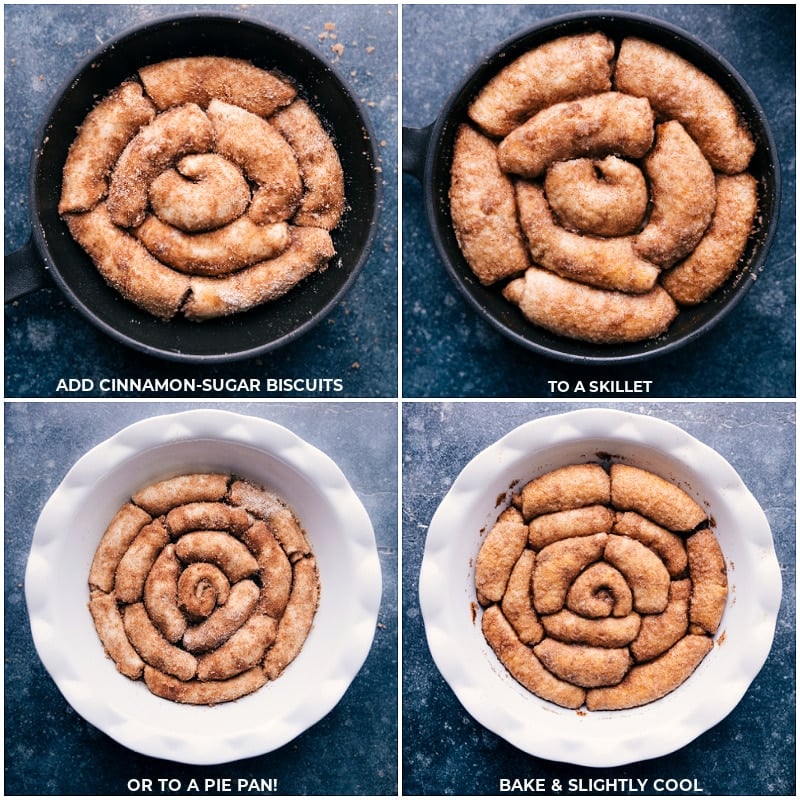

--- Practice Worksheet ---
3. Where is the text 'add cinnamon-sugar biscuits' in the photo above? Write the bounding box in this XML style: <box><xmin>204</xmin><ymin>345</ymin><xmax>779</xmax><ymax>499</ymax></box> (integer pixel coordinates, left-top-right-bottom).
<box><xmin>60</xmin><ymin>57</ymin><xmax>345</xmax><ymax>321</ymax></box>
<box><xmin>475</xmin><ymin>462</ymin><xmax>727</xmax><ymax>711</ymax></box>
<box><xmin>451</xmin><ymin>31</ymin><xmax>759</xmax><ymax>344</ymax></box>
<box><xmin>88</xmin><ymin>473</ymin><xmax>319</xmax><ymax>705</ymax></box>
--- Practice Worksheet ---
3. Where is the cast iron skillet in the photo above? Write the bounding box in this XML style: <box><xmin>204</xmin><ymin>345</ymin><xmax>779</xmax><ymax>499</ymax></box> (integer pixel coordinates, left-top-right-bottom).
<box><xmin>6</xmin><ymin>12</ymin><xmax>381</xmax><ymax>363</ymax></box>
<box><xmin>403</xmin><ymin>11</ymin><xmax>780</xmax><ymax>365</ymax></box>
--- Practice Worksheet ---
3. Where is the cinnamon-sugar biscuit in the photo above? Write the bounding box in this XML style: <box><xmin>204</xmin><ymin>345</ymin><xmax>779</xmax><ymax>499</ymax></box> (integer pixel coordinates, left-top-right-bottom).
<box><xmin>177</xmin><ymin>563</ymin><xmax>230</xmax><ymax>622</ymax></box>
<box><xmin>503</xmin><ymin>267</ymin><xmax>677</xmax><ymax>345</ymax></box>
<box><xmin>174</xmin><ymin>531</ymin><xmax>259</xmax><ymax>584</ymax></box>
<box><xmin>165</xmin><ymin>502</ymin><xmax>252</xmax><ymax>538</ymax></box>
<box><xmin>59</xmin><ymin>81</ymin><xmax>156</xmax><ymax>214</ymax></box>
<box><xmin>263</xmin><ymin>556</ymin><xmax>321</xmax><ymax>680</ymax></box>
<box><xmin>197</xmin><ymin>614</ymin><xmax>278</xmax><ymax>681</ymax></box>
<box><xmin>88</xmin><ymin>590</ymin><xmax>145</xmax><ymax>679</ymax></box>
<box><xmin>603</xmin><ymin>534</ymin><xmax>671</xmax><ymax>614</ymax></box>
<box><xmin>468</xmin><ymin>32</ymin><xmax>615</xmax><ymax>138</ymax></box>
<box><xmin>545</xmin><ymin>156</ymin><xmax>649</xmax><ymax>237</ymax></box>
<box><xmin>610</xmin><ymin>464</ymin><xmax>706</xmax><ymax>532</ymax></box>
<box><xmin>686</xmin><ymin>529</ymin><xmax>728</xmax><ymax>634</ymax></box>
<box><xmin>612</xmin><ymin>511</ymin><xmax>688</xmax><ymax>578</ymax></box>
<box><xmin>630</xmin><ymin>579</ymin><xmax>690</xmax><ymax>662</ymax></box>
<box><xmin>661</xmin><ymin>173</ymin><xmax>759</xmax><ymax>306</ymax></box>
<box><xmin>114</xmin><ymin>519</ymin><xmax>170</xmax><ymax>604</ymax></box>
<box><xmin>139</xmin><ymin>56</ymin><xmax>296</xmax><ymax>117</ymax></box>
<box><xmin>183</xmin><ymin>226</ymin><xmax>334</xmax><ymax>321</ymax></box>
<box><xmin>106</xmin><ymin>103</ymin><xmax>215</xmax><ymax>229</ymax></box>
<box><xmin>143</xmin><ymin>664</ymin><xmax>268</xmax><ymax>706</ymax></box>
<box><xmin>143</xmin><ymin>544</ymin><xmax>186</xmax><ymax>643</ymax></box>
<box><xmin>148</xmin><ymin>154</ymin><xmax>250</xmax><ymax>232</ymax></box>
<box><xmin>533</xmin><ymin>638</ymin><xmax>630</xmax><ymax>688</ymax></box>
<box><xmin>241</xmin><ymin>521</ymin><xmax>293</xmax><ymax>618</ymax></box>
<box><xmin>500</xmin><ymin>549</ymin><xmax>544</xmax><ymax>645</ymax></box>
<box><xmin>528</xmin><ymin>505</ymin><xmax>614</xmax><ymax>550</ymax></box>
<box><xmin>89</xmin><ymin>502</ymin><xmax>152</xmax><ymax>593</ymax></box>
<box><xmin>182</xmin><ymin>579</ymin><xmax>261</xmax><ymax>654</ymax></box>
<box><xmin>207</xmin><ymin>99</ymin><xmax>302</xmax><ymax>224</ymax></box>
<box><xmin>565</xmin><ymin>561</ymin><xmax>633</xmax><ymax>618</ymax></box>
<box><xmin>64</xmin><ymin>204</ymin><xmax>191</xmax><ymax>320</ymax></box>
<box><xmin>532</xmin><ymin>533</ymin><xmax>608</xmax><ymax>614</ymax></box>
<box><xmin>132</xmin><ymin>474</ymin><xmax>230</xmax><ymax>517</ymax></box>
<box><xmin>586</xmin><ymin>635</ymin><xmax>713</xmax><ymax>710</ymax></box>
<box><xmin>614</xmin><ymin>37</ymin><xmax>755</xmax><ymax>174</ymax></box>
<box><xmin>542</xmin><ymin>609</ymin><xmax>641</xmax><ymax>649</ymax></box>
<box><xmin>497</xmin><ymin>93</ymin><xmax>654</xmax><ymax>179</ymax></box>
<box><xmin>475</xmin><ymin>507</ymin><xmax>528</xmax><ymax>606</ymax></box>
<box><xmin>123</xmin><ymin>602</ymin><xmax>197</xmax><ymax>681</ymax></box>
<box><xmin>481</xmin><ymin>605</ymin><xmax>585</xmax><ymax>709</ymax></box>
<box><xmin>518</xmin><ymin>464</ymin><xmax>610</xmax><ymax>520</ymax></box>
<box><xmin>515</xmin><ymin>183</ymin><xmax>660</xmax><ymax>294</ymax></box>
<box><xmin>271</xmin><ymin>99</ymin><xmax>346</xmax><ymax>230</ymax></box>
<box><xmin>449</xmin><ymin>124</ymin><xmax>530</xmax><ymax>286</ymax></box>
<box><xmin>634</xmin><ymin>121</ymin><xmax>716</xmax><ymax>268</ymax></box>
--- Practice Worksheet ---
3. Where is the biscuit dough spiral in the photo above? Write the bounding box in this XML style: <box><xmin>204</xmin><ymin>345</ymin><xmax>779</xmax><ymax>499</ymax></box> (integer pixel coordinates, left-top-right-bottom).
<box><xmin>476</xmin><ymin>462</ymin><xmax>726</xmax><ymax>710</ymax></box>
<box><xmin>60</xmin><ymin>57</ymin><xmax>345</xmax><ymax>321</ymax></box>
<box><xmin>452</xmin><ymin>32</ymin><xmax>759</xmax><ymax>344</ymax></box>
<box><xmin>88</xmin><ymin>473</ymin><xmax>320</xmax><ymax>705</ymax></box>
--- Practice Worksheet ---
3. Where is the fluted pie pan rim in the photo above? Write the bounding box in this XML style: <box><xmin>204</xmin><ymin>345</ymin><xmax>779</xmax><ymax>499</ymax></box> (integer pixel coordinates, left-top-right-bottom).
<box><xmin>419</xmin><ymin>408</ymin><xmax>781</xmax><ymax>766</ymax></box>
<box><xmin>25</xmin><ymin>409</ymin><xmax>382</xmax><ymax>764</ymax></box>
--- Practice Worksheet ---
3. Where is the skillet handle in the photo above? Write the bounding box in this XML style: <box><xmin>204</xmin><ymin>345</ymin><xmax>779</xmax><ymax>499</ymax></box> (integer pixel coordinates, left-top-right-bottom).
<box><xmin>5</xmin><ymin>239</ymin><xmax>52</xmax><ymax>303</ymax></box>
<box><xmin>402</xmin><ymin>124</ymin><xmax>433</xmax><ymax>181</ymax></box>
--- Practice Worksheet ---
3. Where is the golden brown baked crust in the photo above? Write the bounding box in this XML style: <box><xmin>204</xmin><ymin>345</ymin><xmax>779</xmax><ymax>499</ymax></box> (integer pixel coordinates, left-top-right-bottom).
<box><xmin>477</xmin><ymin>462</ymin><xmax>727</xmax><ymax>711</ymax></box>
<box><xmin>88</xmin><ymin>473</ymin><xmax>319</xmax><ymax>705</ymax></box>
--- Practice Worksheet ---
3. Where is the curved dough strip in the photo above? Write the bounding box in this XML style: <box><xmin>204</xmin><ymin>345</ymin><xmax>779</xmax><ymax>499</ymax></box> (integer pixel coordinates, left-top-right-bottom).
<box><xmin>612</xmin><ymin>511</ymin><xmax>688</xmax><ymax>577</ymax></box>
<box><xmin>518</xmin><ymin>463</ymin><xmax>610</xmax><ymax>520</ymax></box>
<box><xmin>498</xmin><ymin>93</ymin><xmax>654</xmax><ymax>179</ymax></box>
<box><xmin>528</xmin><ymin>505</ymin><xmax>614</xmax><ymax>550</ymax></box>
<box><xmin>123</xmin><ymin>602</ymin><xmax>197</xmax><ymax>681</ymax></box>
<box><xmin>566</xmin><ymin>561</ymin><xmax>633</xmax><ymax>618</ymax></box>
<box><xmin>515</xmin><ymin>183</ymin><xmax>660</xmax><ymax>294</ymax></box>
<box><xmin>135</xmin><ymin>216</ymin><xmax>290</xmax><ymax>276</ymax></box>
<box><xmin>533</xmin><ymin>638</ymin><xmax>630</xmax><ymax>688</ymax></box>
<box><xmin>144</xmin><ymin>664</ymin><xmax>267</xmax><ymax>706</ymax></box>
<box><xmin>661</xmin><ymin>173</ymin><xmax>758</xmax><ymax>306</ymax></box>
<box><xmin>207</xmin><ymin>99</ymin><xmax>302</xmax><ymax>224</ymax></box>
<box><xmin>107</xmin><ymin>103</ymin><xmax>215</xmax><ymax>229</ymax></box>
<box><xmin>586</xmin><ymin>634</ymin><xmax>713</xmax><ymax>710</ymax></box>
<box><xmin>532</xmin><ymin>533</ymin><xmax>608</xmax><ymax>614</ymax></box>
<box><xmin>475</xmin><ymin>507</ymin><xmax>528</xmax><ymax>606</ymax></box>
<box><xmin>686</xmin><ymin>529</ymin><xmax>728</xmax><ymax>634</ymax></box>
<box><xmin>634</xmin><ymin>121</ymin><xmax>716</xmax><ymax>268</ymax></box>
<box><xmin>174</xmin><ymin>531</ymin><xmax>259</xmax><ymax>584</ymax></box>
<box><xmin>165</xmin><ymin>501</ymin><xmax>252</xmax><ymax>538</ymax></box>
<box><xmin>197</xmin><ymin>613</ymin><xmax>278</xmax><ymax>681</ymax></box>
<box><xmin>177</xmin><ymin>563</ymin><xmax>230</xmax><ymax>622</ymax></box>
<box><xmin>263</xmin><ymin>556</ymin><xmax>321</xmax><ymax>680</ymax></box>
<box><xmin>449</xmin><ymin>123</ymin><xmax>529</xmax><ymax>286</ymax></box>
<box><xmin>604</xmin><ymin>534</ymin><xmax>671</xmax><ymax>614</ymax></box>
<box><xmin>630</xmin><ymin>579</ymin><xmax>690</xmax><ymax>662</ymax></box>
<box><xmin>89</xmin><ymin>502</ymin><xmax>152</xmax><ymax>593</ymax></box>
<box><xmin>614</xmin><ymin>37</ymin><xmax>755</xmax><ymax>174</ymax></box>
<box><xmin>481</xmin><ymin>605</ymin><xmax>585</xmax><ymax>709</ymax></box>
<box><xmin>59</xmin><ymin>81</ymin><xmax>156</xmax><ymax>214</ymax></box>
<box><xmin>610</xmin><ymin>464</ymin><xmax>706</xmax><ymax>532</ymax></box>
<box><xmin>143</xmin><ymin>543</ymin><xmax>186</xmax><ymax>643</ymax></box>
<box><xmin>468</xmin><ymin>32</ymin><xmax>614</xmax><ymax>138</ymax></box>
<box><xmin>503</xmin><ymin>267</ymin><xmax>677</xmax><ymax>345</ymax></box>
<box><xmin>64</xmin><ymin>204</ymin><xmax>190</xmax><ymax>320</ymax></box>
<box><xmin>542</xmin><ymin>609</ymin><xmax>641</xmax><ymax>649</ymax></box>
<box><xmin>241</xmin><ymin>520</ymin><xmax>293</xmax><ymax>618</ymax></box>
<box><xmin>89</xmin><ymin>590</ymin><xmax>145</xmax><ymax>679</ymax></box>
<box><xmin>500</xmin><ymin>549</ymin><xmax>544</xmax><ymax>645</ymax></box>
<box><xmin>271</xmin><ymin>99</ymin><xmax>346</xmax><ymax>230</ymax></box>
<box><xmin>114</xmin><ymin>519</ymin><xmax>170</xmax><ymax>604</ymax></box>
<box><xmin>133</xmin><ymin>474</ymin><xmax>230</xmax><ymax>517</ymax></box>
<box><xmin>184</xmin><ymin>226</ymin><xmax>334</xmax><ymax>321</ymax></box>
<box><xmin>139</xmin><ymin>56</ymin><xmax>296</xmax><ymax>117</ymax></box>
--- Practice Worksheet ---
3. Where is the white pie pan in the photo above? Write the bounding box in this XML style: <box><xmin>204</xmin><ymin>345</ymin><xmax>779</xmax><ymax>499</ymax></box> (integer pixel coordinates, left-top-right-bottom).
<box><xmin>25</xmin><ymin>409</ymin><xmax>382</xmax><ymax>764</ymax></box>
<box><xmin>419</xmin><ymin>407</ymin><xmax>781</xmax><ymax>767</ymax></box>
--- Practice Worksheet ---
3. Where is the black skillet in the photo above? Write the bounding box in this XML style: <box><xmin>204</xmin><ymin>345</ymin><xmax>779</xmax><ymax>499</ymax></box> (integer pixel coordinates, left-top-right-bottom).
<box><xmin>6</xmin><ymin>12</ymin><xmax>381</xmax><ymax>363</ymax></box>
<box><xmin>402</xmin><ymin>10</ymin><xmax>780</xmax><ymax>365</ymax></box>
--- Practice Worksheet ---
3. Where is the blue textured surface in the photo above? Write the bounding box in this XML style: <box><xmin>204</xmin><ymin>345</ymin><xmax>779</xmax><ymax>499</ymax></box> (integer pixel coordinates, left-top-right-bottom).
<box><xmin>4</xmin><ymin>4</ymin><xmax>398</xmax><ymax>399</ymax></box>
<box><xmin>402</xmin><ymin>401</ymin><xmax>795</xmax><ymax>795</ymax></box>
<box><xmin>402</xmin><ymin>4</ymin><xmax>796</xmax><ymax>398</ymax></box>
<box><xmin>5</xmin><ymin>401</ymin><xmax>398</xmax><ymax>795</ymax></box>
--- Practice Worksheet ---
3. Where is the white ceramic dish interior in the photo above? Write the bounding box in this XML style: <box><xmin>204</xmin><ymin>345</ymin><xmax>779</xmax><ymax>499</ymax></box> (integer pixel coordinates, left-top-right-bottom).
<box><xmin>420</xmin><ymin>407</ymin><xmax>781</xmax><ymax>767</ymax></box>
<box><xmin>26</xmin><ymin>409</ymin><xmax>382</xmax><ymax>765</ymax></box>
